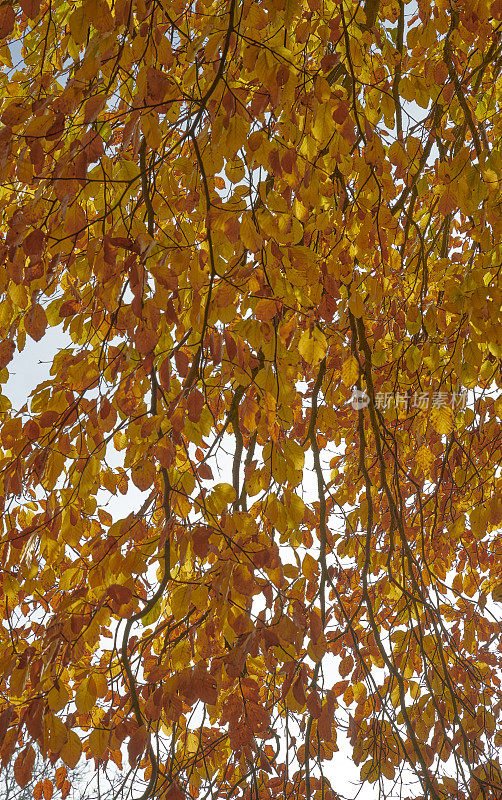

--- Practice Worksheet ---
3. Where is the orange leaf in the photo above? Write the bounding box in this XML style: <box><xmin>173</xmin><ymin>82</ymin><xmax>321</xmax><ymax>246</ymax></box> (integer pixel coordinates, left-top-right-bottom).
<box><xmin>84</xmin><ymin>95</ymin><xmax>106</xmax><ymax>124</ymax></box>
<box><xmin>131</xmin><ymin>460</ymin><xmax>156</xmax><ymax>491</ymax></box>
<box><xmin>14</xmin><ymin>745</ymin><xmax>35</xmax><ymax>788</ymax></box>
<box><xmin>187</xmin><ymin>388</ymin><xmax>204</xmax><ymax>422</ymax></box>
<box><xmin>136</xmin><ymin>326</ymin><xmax>159</xmax><ymax>355</ymax></box>
<box><xmin>24</xmin><ymin>303</ymin><xmax>47</xmax><ymax>342</ymax></box>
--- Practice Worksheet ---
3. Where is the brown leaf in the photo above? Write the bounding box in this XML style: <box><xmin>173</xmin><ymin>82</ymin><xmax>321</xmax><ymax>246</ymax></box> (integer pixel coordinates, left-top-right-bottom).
<box><xmin>174</xmin><ymin>349</ymin><xmax>189</xmax><ymax>377</ymax></box>
<box><xmin>292</xmin><ymin>673</ymin><xmax>307</xmax><ymax>706</ymax></box>
<box><xmin>155</xmin><ymin>440</ymin><xmax>175</xmax><ymax>468</ymax></box>
<box><xmin>0</xmin><ymin>4</ymin><xmax>15</xmax><ymax>38</ymax></box>
<box><xmin>158</xmin><ymin>357</ymin><xmax>171</xmax><ymax>391</ymax></box>
<box><xmin>339</xmin><ymin>655</ymin><xmax>354</xmax><ymax>678</ymax></box>
<box><xmin>0</xmin><ymin>707</ymin><xmax>14</xmax><ymax>746</ymax></box>
<box><xmin>33</xmin><ymin>781</ymin><xmax>44</xmax><ymax>800</ymax></box>
<box><xmin>0</xmin><ymin>339</ymin><xmax>15</xmax><ymax>369</ymax></box>
<box><xmin>187</xmin><ymin>388</ymin><xmax>204</xmax><ymax>422</ymax></box>
<box><xmin>24</xmin><ymin>303</ymin><xmax>47</xmax><ymax>342</ymax></box>
<box><xmin>146</xmin><ymin>67</ymin><xmax>169</xmax><ymax>104</ymax></box>
<box><xmin>164</xmin><ymin>780</ymin><xmax>185</xmax><ymax>800</ymax></box>
<box><xmin>14</xmin><ymin>745</ymin><xmax>35</xmax><ymax>788</ymax></box>
<box><xmin>192</xmin><ymin>526</ymin><xmax>211</xmax><ymax>559</ymax></box>
<box><xmin>23</xmin><ymin>229</ymin><xmax>44</xmax><ymax>258</ymax></box>
<box><xmin>107</xmin><ymin>584</ymin><xmax>133</xmax><ymax>612</ymax></box>
<box><xmin>306</xmin><ymin>690</ymin><xmax>322</xmax><ymax>718</ymax></box>
<box><xmin>45</xmin><ymin>111</ymin><xmax>65</xmax><ymax>140</ymax></box>
<box><xmin>127</xmin><ymin>725</ymin><xmax>147</xmax><ymax>767</ymax></box>
<box><xmin>318</xmin><ymin>696</ymin><xmax>336</xmax><ymax>742</ymax></box>
<box><xmin>83</xmin><ymin>95</ymin><xmax>106</xmax><ymax>124</ymax></box>
<box><xmin>1</xmin><ymin>102</ymin><xmax>28</xmax><ymax>126</ymax></box>
<box><xmin>20</xmin><ymin>0</ymin><xmax>40</xmax><ymax>18</ymax></box>
<box><xmin>135</xmin><ymin>326</ymin><xmax>159</xmax><ymax>355</ymax></box>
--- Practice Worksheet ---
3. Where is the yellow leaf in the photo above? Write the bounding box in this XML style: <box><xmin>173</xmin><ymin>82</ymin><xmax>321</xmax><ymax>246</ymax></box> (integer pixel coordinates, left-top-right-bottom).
<box><xmin>171</xmin><ymin>639</ymin><xmax>191</xmax><ymax>670</ymax></box>
<box><xmin>415</xmin><ymin>445</ymin><xmax>434</xmax><ymax>474</ymax></box>
<box><xmin>430</xmin><ymin>406</ymin><xmax>453</xmax><ymax>435</ymax></box>
<box><xmin>3</xmin><ymin>573</ymin><xmax>20</xmax><ymax>601</ymax></box>
<box><xmin>69</xmin><ymin>6</ymin><xmax>89</xmax><ymax>44</ymax></box>
<box><xmin>186</xmin><ymin>731</ymin><xmax>199</xmax><ymax>755</ymax></box>
<box><xmin>282</xmin><ymin>439</ymin><xmax>304</xmax><ymax>471</ymax></box>
<box><xmin>240</xmin><ymin>214</ymin><xmax>262</xmax><ymax>251</ymax></box>
<box><xmin>313</xmin><ymin>103</ymin><xmax>335</xmax><ymax>142</ymax></box>
<box><xmin>141</xmin><ymin>113</ymin><xmax>163</xmax><ymax>150</ymax></box>
<box><xmin>45</xmin><ymin>713</ymin><xmax>68</xmax><ymax>754</ymax></box>
<box><xmin>212</xmin><ymin>483</ymin><xmax>236</xmax><ymax>507</ymax></box>
<box><xmin>93</xmin><ymin>672</ymin><xmax>108</xmax><ymax>698</ymax></box>
<box><xmin>48</xmin><ymin>683</ymin><xmax>70</xmax><ymax>712</ymax></box>
<box><xmin>88</xmin><ymin>727</ymin><xmax>109</xmax><ymax>759</ymax></box>
<box><xmin>75</xmin><ymin>676</ymin><xmax>97</xmax><ymax>714</ymax></box>
<box><xmin>406</xmin><ymin>344</ymin><xmax>422</xmax><ymax>372</ymax></box>
<box><xmin>348</xmin><ymin>292</ymin><xmax>365</xmax><ymax>318</ymax></box>
<box><xmin>288</xmin><ymin>492</ymin><xmax>305</xmax><ymax>524</ymax></box>
<box><xmin>302</xmin><ymin>553</ymin><xmax>318</xmax><ymax>581</ymax></box>
<box><xmin>360</xmin><ymin>759</ymin><xmax>378</xmax><ymax>783</ymax></box>
<box><xmin>298</xmin><ymin>329</ymin><xmax>327</xmax><ymax>365</ymax></box>
<box><xmin>117</xmin><ymin>159</ymin><xmax>140</xmax><ymax>183</ymax></box>
<box><xmin>492</xmin><ymin>584</ymin><xmax>502</xmax><ymax>602</ymax></box>
<box><xmin>61</xmin><ymin>731</ymin><xmax>82</xmax><ymax>769</ymax></box>
<box><xmin>341</xmin><ymin>355</ymin><xmax>359</xmax><ymax>386</ymax></box>
<box><xmin>284</xmin><ymin>0</ymin><xmax>299</xmax><ymax>26</ymax></box>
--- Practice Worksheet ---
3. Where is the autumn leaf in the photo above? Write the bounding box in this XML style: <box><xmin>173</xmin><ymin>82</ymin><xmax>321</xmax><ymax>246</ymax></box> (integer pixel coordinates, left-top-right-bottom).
<box><xmin>0</xmin><ymin>4</ymin><xmax>15</xmax><ymax>39</ymax></box>
<box><xmin>131</xmin><ymin>460</ymin><xmax>156</xmax><ymax>491</ymax></box>
<box><xmin>23</xmin><ymin>229</ymin><xmax>44</xmax><ymax>258</ymax></box>
<box><xmin>341</xmin><ymin>355</ymin><xmax>359</xmax><ymax>387</ymax></box>
<box><xmin>430</xmin><ymin>405</ymin><xmax>454</xmax><ymax>435</ymax></box>
<box><xmin>20</xmin><ymin>0</ymin><xmax>40</xmax><ymax>18</ymax></box>
<box><xmin>14</xmin><ymin>745</ymin><xmax>35</xmax><ymax>788</ymax></box>
<box><xmin>240</xmin><ymin>214</ymin><xmax>262</xmax><ymax>251</ymax></box>
<box><xmin>24</xmin><ymin>304</ymin><xmax>47</xmax><ymax>342</ymax></box>
<box><xmin>492</xmin><ymin>584</ymin><xmax>502</xmax><ymax>602</ymax></box>
<box><xmin>0</xmin><ymin>2</ymin><xmax>500</xmax><ymax>800</ymax></box>
<box><xmin>0</xmin><ymin>339</ymin><xmax>15</xmax><ymax>369</ymax></box>
<box><xmin>128</xmin><ymin>725</ymin><xmax>148</xmax><ymax>768</ymax></box>
<box><xmin>47</xmin><ymin>683</ymin><xmax>69</xmax><ymax>713</ymax></box>
<box><xmin>298</xmin><ymin>328</ymin><xmax>327</xmax><ymax>365</ymax></box>
<box><xmin>60</xmin><ymin>731</ymin><xmax>82</xmax><ymax>770</ymax></box>
<box><xmin>88</xmin><ymin>727</ymin><xmax>109</xmax><ymax>759</ymax></box>
<box><xmin>83</xmin><ymin>95</ymin><xmax>106</xmax><ymax>124</ymax></box>
<box><xmin>75</xmin><ymin>677</ymin><xmax>97</xmax><ymax>715</ymax></box>
<box><xmin>163</xmin><ymin>781</ymin><xmax>185</xmax><ymax>800</ymax></box>
<box><xmin>135</xmin><ymin>326</ymin><xmax>159</xmax><ymax>355</ymax></box>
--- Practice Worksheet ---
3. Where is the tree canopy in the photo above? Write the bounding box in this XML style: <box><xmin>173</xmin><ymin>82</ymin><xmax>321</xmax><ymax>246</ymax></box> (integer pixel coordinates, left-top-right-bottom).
<box><xmin>0</xmin><ymin>0</ymin><xmax>502</xmax><ymax>798</ymax></box>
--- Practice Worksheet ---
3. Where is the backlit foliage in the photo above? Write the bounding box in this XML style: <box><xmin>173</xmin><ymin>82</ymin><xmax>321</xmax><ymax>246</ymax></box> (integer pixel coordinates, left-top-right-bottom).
<box><xmin>0</xmin><ymin>0</ymin><xmax>502</xmax><ymax>799</ymax></box>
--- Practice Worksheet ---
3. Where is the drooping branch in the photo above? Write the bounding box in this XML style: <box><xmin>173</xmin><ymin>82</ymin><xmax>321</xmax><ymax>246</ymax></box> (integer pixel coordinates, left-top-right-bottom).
<box><xmin>307</xmin><ymin>356</ymin><xmax>328</xmax><ymax>628</ymax></box>
<box><xmin>443</xmin><ymin>35</ymin><xmax>487</xmax><ymax>158</ymax></box>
